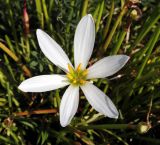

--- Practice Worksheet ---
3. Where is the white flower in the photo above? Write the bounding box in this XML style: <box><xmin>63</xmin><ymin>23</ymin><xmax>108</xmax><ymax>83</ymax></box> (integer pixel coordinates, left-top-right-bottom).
<box><xmin>18</xmin><ymin>14</ymin><xmax>129</xmax><ymax>127</ymax></box>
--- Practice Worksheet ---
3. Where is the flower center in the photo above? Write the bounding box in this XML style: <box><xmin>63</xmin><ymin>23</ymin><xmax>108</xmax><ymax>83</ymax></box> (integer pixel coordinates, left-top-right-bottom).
<box><xmin>66</xmin><ymin>63</ymin><xmax>88</xmax><ymax>86</ymax></box>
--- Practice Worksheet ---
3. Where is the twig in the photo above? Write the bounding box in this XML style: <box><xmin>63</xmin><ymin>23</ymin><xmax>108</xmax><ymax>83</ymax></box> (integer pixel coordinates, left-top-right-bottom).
<box><xmin>0</xmin><ymin>42</ymin><xmax>31</xmax><ymax>77</ymax></box>
<box><xmin>146</xmin><ymin>96</ymin><xmax>153</xmax><ymax>126</ymax></box>
<box><xmin>14</xmin><ymin>109</ymin><xmax>57</xmax><ymax>116</ymax></box>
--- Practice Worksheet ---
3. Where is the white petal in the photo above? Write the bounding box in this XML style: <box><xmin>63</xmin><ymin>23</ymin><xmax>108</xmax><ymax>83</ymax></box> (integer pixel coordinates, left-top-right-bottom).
<box><xmin>74</xmin><ymin>14</ymin><xmax>95</xmax><ymax>69</ymax></box>
<box><xmin>81</xmin><ymin>83</ymin><xmax>118</xmax><ymax>118</ymax></box>
<box><xmin>87</xmin><ymin>55</ymin><xmax>129</xmax><ymax>79</ymax></box>
<box><xmin>37</xmin><ymin>29</ymin><xmax>72</xmax><ymax>72</ymax></box>
<box><xmin>18</xmin><ymin>75</ymin><xmax>69</xmax><ymax>92</ymax></box>
<box><xmin>60</xmin><ymin>85</ymin><xmax>79</xmax><ymax>127</ymax></box>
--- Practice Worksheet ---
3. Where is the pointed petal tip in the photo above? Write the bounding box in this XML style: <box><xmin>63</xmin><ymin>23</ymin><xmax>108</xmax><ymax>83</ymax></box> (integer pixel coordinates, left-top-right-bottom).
<box><xmin>86</xmin><ymin>14</ymin><xmax>94</xmax><ymax>22</ymax></box>
<box><xmin>108</xmin><ymin>106</ymin><xmax>119</xmax><ymax>119</ymax></box>
<box><xmin>36</xmin><ymin>29</ymin><xmax>46</xmax><ymax>38</ymax></box>
<box><xmin>60</xmin><ymin>119</ymin><xmax>70</xmax><ymax>127</ymax></box>
<box><xmin>18</xmin><ymin>84</ymin><xmax>22</xmax><ymax>90</ymax></box>
<box><xmin>87</xmin><ymin>14</ymin><xmax>93</xmax><ymax>18</ymax></box>
<box><xmin>36</xmin><ymin>28</ymin><xmax>41</xmax><ymax>32</ymax></box>
<box><xmin>81</xmin><ymin>83</ymin><xmax>119</xmax><ymax>120</ymax></box>
<box><xmin>36</xmin><ymin>29</ymin><xmax>42</xmax><ymax>35</ymax></box>
<box><xmin>115</xmin><ymin>115</ymin><xmax>119</xmax><ymax>119</ymax></box>
<box><xmin>123</xmin><ymin>55</ymin><xmax>130</xmax><ymax>62</ymax></box>
<box><xmin>60</xmin><ymin>120</ymin><xmax>68</xmax><ymax>127</ymax></box>
<box><xmin>120</xmin><ymin>55</ymin><xmax>130</xmax><ymax>65</ymax></box>
<box><xmin>111</xmin><ymin>112</ymin><xmax>119</xmax><ymax>119</ymax></box>
<box><xmin>104</xmin><ymin>110</ymin><xmax>119</xmax><ymax>119</ymax></box>
<box><xmin>18</xmin><ymin>83</ymin><xmax>27</xmax><ymax>92</ymax></box>
<box><xmin>36</xmin><ymin>29</ymin><xmax>44</xmax><ymax>40</ymax></box>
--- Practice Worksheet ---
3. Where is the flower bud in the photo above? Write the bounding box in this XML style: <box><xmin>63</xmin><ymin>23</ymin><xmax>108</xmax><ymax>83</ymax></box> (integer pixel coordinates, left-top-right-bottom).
<box><xmin>23</xmin><ymin>0</ymin><xmax>30</xmax><ymax>35</ymax></box>
<box><xmin>137</xmin><ymin>122</ymin><xmax>151</xmax><ymax>134</ymax></box>
<box><xmin>130</xmin><ymin>9</ymin><xmax>139</xmax><ymax>20</ymax></box>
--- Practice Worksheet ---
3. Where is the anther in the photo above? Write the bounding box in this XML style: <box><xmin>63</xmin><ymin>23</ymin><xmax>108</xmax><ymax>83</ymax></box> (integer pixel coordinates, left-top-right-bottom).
<box><xmin>76</xmin><ymin>63</ymin><xmax>82</xmax><ymax>72</ymax></box>
<box><xmin>68</xmin><ymin>64</ymin><xmax>74</xmax><ymax>74</ymax></box>
<box><xmin>73</xmin><ymin>80</ymin><xmax>77</xmax><ymax>84</ymax></box>
<box><xmin>82</xmin><ymin>69</ymin><xmax>88</xmax><ymax>76</ymax></box>
<box><xmin>67</xmin><ymin>73</ymin><xmax>74</xmax><ymax>80</ymax></box>
<box><xmin>79</xmin><ymin>80</ymin><xmax>86</xmax><ymax>85</ymax></box>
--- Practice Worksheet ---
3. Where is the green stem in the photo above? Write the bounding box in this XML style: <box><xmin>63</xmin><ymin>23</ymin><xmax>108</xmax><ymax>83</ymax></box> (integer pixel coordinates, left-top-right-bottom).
<box><xmin>5</xmin><ymin>35</ymin><xmax>15</xmax><ymax>53</ymax></box>
<box><xmin>103</xmin><ymin>4</ymin><xmax>128</xmax><ymax>52</ymax></box>
<box><xmin>42</xmin><ymin>0</ymin><xmax>54</xmax><ymax>32</ymax></box>
<box><xmin>111</xmin><ymin>30</ymin><xmax>127</xmax><ymax>55</ymax></box>
<box><xmin>6</xmin><ymin>0</ymin><xmax>19</xmax><ymax>50</ymax></box>
<box><xmin>81</xmin><ymin>0</ymin><xmax>89</xmax><ymax>17</ymax></box>
<box><xmin>42</xmin><ymin>0</ymin><xmax>49</xmax><ymax>23</ymax></box>
<box><xmin>103</xmin><ymin>0</ymin><xmax>114</xmax><ymax>40</ymax></box>
<box><xmin>4</xmin><ymin>54</ymin><xmax>15</xmax><ymax>80</ymax></box>
<box><xmin>48</xmin><ymin>0</ymin><xmax>54</xmax><ymax>14</ymax></box>
<box><xmin>66</xmin><ymin>0</ymin><xmax>75</xmax><ymax>54</ymax></box>
<box><xmin>35</xmin><ymin>0</ymin><xmax>42</xmax><ymax>22</ymax></box>
<box><xmin>78</xmin><ymin>124</ymin><xmax>136</xmax><ymax>130</ymax></box>
<box><xmin>138</xmin><ymin>34</ymin><xmax>154</xmax><ymax>61</ymax></box>
<box><xmin>93</xmin><ymin>3</ymin><xmax>100</xmax><ymax>20</ymax></box>
<box><xmin>66</xmin><ymin>0</ymin><xmax>75</xmax><ymax>33</ymax></box>
<box><xmin>96</xmin><ymin>0</ymin><xmax>104</xmax><ymax>32</ymax></box>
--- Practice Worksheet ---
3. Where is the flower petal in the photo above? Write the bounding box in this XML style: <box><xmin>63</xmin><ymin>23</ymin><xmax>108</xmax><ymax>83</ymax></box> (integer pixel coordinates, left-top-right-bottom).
<box><xmin>74</xmin><ymin>14</ymin><xmax>95</xmax><ymax>69</ymax></box>
<box><xmin>81</xmin><ymin>83</ymin><xmax>118</xmax><ymax>118</ymax></box>
<box><xmin>60</xmin><ymin>85</ymin><xmax>79</xmax><ymax>127</ymax></box>
<box><xmin>87</xmin><ymin>55</ymin><xmax>129</xmax><ymax>79</ymax></box>
<box><xmin>18</xmin><ymin>75</ymin><xmax>69</xmax><ymax>92</ymax></box>
<box><xmin>37</xmin><ymin>29</ymin><xmax>72</xmax><ymax>72</ymax></box>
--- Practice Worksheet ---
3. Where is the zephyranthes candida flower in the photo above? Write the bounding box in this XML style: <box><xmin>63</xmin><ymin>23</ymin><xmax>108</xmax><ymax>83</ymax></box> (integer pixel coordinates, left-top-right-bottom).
<box><xmin>18</xmin><ymin>14</ymin><xmax>129</xmax><ymax>127</ymax></box>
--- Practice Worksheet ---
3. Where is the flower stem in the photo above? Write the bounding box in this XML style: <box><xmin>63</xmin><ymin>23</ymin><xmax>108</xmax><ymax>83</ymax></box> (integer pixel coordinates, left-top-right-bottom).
<box><xmin>81</xmin><ymin>0</ymin><xmax>89</xmax><ymax>17</ymax></box>
<box><xmin>78</xmin><ymin>124</ymin><xmax>136</xmax><ymax>130</ymax></box>
<box><xmin>103</xmin><ymin>0</ymin><xmax>115</xmax><ymax>40</ymax></box>
<box><xmin>93</xmin><ymin>2</ymin><xmax>100</xmax><ymax>20</ymax></box>
<box><xmin>103</xmin><ymin>4</ymin><xmax>128</xmax><ymax>52</ymax></box>
<box><xmin>96</xmin><ymin>0</ymin><xmax>104</xmax><ymax>32</ymax></box>
<box><xmin>111</xmin><ymin>30</ymin><xmax>127</xmax><ymax>55</ymax></box>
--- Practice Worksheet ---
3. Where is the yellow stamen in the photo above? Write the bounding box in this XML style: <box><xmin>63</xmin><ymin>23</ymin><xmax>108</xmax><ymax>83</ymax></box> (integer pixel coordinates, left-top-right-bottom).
<box><xmin>79</xmin><ymin>80</ymin><xmax>86</xmax><ymax>85</ymax></box>
<box><xmin>67</xmin><ymin>63</ymin><xmax>88</xmax><ymax>86</ymax></box>
<box><xmin>67</xmin><ymin>73</ymin><xmax>74</xmax><ymax>80</ymax></box>
<box><xmin>68</xmin><ymin>64</ymin><xmax>74</xmax><ymax>74</ymax></box>
<box><xmin>76</xmin><ymin>63</ymin><xmax>82</xmax><ymax>72</ymax></box>
<box><xmin>73</xmin><ymin>80</ymin><xmax>77</xmax><ymax>84</ymax></box>
<box><xmin>82</xmin><ymin>69</ymin><xmax>88</xmax><ymax>76</ymax></box>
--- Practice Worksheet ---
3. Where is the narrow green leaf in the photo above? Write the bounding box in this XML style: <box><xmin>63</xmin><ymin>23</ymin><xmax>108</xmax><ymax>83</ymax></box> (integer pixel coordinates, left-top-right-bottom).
<box><xmin>96</xmin><ymin>0</ymin><xmax>104</xmax><ymax>32</ymax></box>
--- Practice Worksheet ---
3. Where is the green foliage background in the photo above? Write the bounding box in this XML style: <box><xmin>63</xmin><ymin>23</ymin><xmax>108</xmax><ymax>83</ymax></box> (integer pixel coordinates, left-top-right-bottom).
<box><xmin>0</xmin><ymin>0</ymin><xmax>160</xmax><ymax>144</ymax></box>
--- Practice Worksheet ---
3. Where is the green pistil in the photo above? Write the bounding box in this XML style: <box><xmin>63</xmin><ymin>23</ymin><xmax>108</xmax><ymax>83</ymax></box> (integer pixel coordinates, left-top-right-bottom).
<box><xmin>67</xmin><ymin>63</ymin><xmax>88</xmax><ymax>86</ymax></box>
